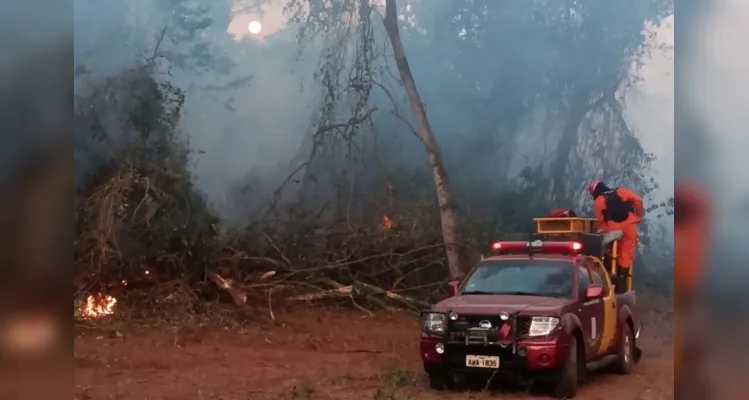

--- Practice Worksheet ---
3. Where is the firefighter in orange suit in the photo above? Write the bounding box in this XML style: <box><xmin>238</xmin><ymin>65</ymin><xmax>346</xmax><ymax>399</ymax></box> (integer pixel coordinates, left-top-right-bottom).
<box><xmin>673</xmin><ymin>184</ymin><xmax>709</xmax><ymax>396</ymax></box>
<box><xmin>673</xmin><ymin>184</ymin><xmax>708</xmax><ymax>304</ymax></box>
<box><xmin>587</xmin><ymin>180</ymin><xmax>644</xmax><ymax>294</ymax></box>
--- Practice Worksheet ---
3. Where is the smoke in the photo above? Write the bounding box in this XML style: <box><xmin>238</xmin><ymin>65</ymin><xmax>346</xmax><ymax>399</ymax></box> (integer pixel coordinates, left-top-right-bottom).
<box><xmin>73</xmin><ymin>0</ymin><xmax>674</xmax><ymax>247</ymax></box>
<box><xmin>682</xmin><ymin>0</ymin><xmax>749</xmax><ymax>291</ymax></box>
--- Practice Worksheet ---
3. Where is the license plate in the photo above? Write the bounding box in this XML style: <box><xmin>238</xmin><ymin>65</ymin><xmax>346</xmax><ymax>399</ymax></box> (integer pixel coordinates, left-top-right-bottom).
<box><xmin>465</xmin><ymin>355</ymin><xmax>499</xmax><ymax>369</ymax></box>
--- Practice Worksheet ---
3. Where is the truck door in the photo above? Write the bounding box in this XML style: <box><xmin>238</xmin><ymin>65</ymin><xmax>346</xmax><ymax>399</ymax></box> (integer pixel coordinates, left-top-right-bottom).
<box><xmin>576</xmin><ymin>264</ymin><xmax>603</xmax><ymax>359</ymax></box>
<box><xmin>590</xmin><ymin>260</ymin><xmax>618</xmax><ymax>355</ymax></box>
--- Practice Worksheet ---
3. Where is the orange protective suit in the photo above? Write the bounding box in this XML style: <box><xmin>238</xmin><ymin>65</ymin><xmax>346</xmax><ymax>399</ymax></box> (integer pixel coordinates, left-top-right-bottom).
<box><xmin>673</xmin><ymin>184</ymin><xmax>709</xmax><ymax>385</ymax></box>
<box><xmin>593</xmin><ymin>187</ymin><xmax>644</xmax><ymax>268</ymax></box>
<box><xmin>674</xmin><ymin>184</ymin><xmax>708</xmax><ymax>292</ymax></box>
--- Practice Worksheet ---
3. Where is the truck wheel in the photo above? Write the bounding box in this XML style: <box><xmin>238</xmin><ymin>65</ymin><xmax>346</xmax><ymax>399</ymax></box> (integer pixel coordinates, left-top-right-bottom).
<box><xmin>552</xmin><ymin>336</ymin><xmax>578</xmax><ymax>399</ymax></box>
<box><xmin>613</xmin><ymin>323</ymin><xmax>635</xmax><ymax>374</ymax></box>
<box><xmin>427</xmin><ymin>370</ymin><xmax>453</xmax><ymax>390</ymax></box>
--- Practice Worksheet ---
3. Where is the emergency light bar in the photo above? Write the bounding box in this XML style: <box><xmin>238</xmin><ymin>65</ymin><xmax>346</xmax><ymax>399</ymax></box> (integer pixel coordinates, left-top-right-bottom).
<box><xmin>491</xmin><ymin>240</ymin><xmax>582</xmax><ymax>254</ymax></box>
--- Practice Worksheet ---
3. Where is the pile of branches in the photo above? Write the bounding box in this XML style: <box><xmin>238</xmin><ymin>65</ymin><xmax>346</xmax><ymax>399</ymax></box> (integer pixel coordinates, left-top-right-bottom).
<box><xmin>74</xmin><ymin>64</ymin><xmax>221</xmax><ymax>304</ymax></box>
<box><xmin>208</xmin><ymin>200</ymin><xmax>453</xmax><ymax>312</ymax></box>
<box><xmin>74</xmin><ymin>167</ymin><xmax>451</xmax><ymax>315</ymax></box>
<box><xmin>73</xmin><ymin>66</ymin><xmax>455</xmax><ymax>319</ymax></box>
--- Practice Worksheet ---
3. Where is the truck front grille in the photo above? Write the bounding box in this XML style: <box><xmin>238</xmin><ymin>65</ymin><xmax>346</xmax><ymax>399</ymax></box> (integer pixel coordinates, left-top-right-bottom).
<box><xmin>447</xmin><ymin>314</ymin><xmax>532</xmax><ymax>343</ymax></box>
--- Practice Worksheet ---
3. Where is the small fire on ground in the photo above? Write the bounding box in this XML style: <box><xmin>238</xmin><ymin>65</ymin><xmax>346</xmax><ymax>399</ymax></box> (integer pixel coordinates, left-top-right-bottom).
<box><xmin>79</xmin><ymin>293</ymin><xmax>118</xmax><ymax>319</ymax></box>
<box><xmin>382</xmin><ymin>215</ymin><xmax>393</xmax><ymax>229</ymax></box>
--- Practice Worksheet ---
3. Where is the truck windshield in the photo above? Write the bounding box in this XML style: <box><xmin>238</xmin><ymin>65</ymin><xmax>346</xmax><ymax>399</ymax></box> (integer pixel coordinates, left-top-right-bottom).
<box><xmin>459</xmin><ymin>260</ymin><xmax>573</xmax><ymax>298</ymax></box>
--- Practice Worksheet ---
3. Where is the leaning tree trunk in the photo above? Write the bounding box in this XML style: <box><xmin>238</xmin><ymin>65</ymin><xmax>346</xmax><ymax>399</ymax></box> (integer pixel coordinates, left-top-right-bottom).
<box><xmin>552</xmin><ymin>91</ymin><xmax>593</xmax><ymax>206</ymax></box>
<box><xmin>383</xmin><ymin>0</ymin><xmax>463</xmax><ymax>280</ymax></box>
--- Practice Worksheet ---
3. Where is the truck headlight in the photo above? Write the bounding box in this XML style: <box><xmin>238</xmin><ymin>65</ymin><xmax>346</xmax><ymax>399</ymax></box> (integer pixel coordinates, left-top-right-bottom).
<box><xmin>528</xmin><ymin>316</ymin><xmax>560</xmax><ymax>337</ymax></box>
<box><xmin>421</xmin><ymin>312</ymin><xmax>446</xmax><ymax>334</ymax></box>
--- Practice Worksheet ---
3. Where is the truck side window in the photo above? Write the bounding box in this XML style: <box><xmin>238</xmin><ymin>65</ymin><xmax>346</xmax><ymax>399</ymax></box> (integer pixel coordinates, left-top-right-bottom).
<box><xmin>577</xmin><ymin>266</ymin><xmax>592</xmax><ymax>299</ymax></box>
<box><xmin>589</xmin><ymin>264</ymin><xmax>610</xmax><ymax>296</ymax></box>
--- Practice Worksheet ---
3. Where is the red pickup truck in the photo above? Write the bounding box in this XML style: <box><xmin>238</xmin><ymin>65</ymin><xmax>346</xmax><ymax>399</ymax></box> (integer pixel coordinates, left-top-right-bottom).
<box><xmin>419</xmin><ymin>239</ymin><xmax>643</xmax><ymax>398</ymax></box>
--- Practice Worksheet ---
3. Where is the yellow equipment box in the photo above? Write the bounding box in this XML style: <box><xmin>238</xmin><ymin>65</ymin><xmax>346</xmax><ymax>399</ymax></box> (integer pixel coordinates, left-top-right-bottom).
<box><xmin>533</xmin><ymin>217</ymin><xmax>599</xmax><ymax>234</ymax></box>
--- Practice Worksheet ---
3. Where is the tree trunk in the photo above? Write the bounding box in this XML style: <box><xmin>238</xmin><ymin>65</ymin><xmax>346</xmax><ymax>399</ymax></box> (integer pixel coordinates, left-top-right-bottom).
<box><xmin>383</xmin><ymin>0</ymin><xmax>463</xmax><ymax>280</ymax></box>
<box><xmin>552</xmin><ymin>92</ymin><xmax>592</xmax><ymax>206</ymax></box>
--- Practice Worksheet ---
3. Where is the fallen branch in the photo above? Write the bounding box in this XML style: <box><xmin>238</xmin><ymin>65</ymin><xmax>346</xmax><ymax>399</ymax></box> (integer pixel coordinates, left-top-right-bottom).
<box><xmin>286</xmin><ymin>279</ymin><xmax>428</xmax><ymax>312</ymax></box>
<box><xmin>287</xmin><ymin>286</ymin><xmax>353</xmax><ymax>301</ymax></box>
<box><xmin>267</xmin><ymin>287</ymin><xmax>276</xmax><ymax>321</ymax></box>
<box><xmin>353</xmin><ymin>281</ymin><xmax>429</xmax><ymax>308</ymax></box>
<box><xmin>277</xmin><ymin>243</ymin><xmax>444</xmax><ymax>282</ymax></box>
<box><xmin>207</xmin><ymin>270</ymin><xmax>247</xmax><ymax>306</ymax></box>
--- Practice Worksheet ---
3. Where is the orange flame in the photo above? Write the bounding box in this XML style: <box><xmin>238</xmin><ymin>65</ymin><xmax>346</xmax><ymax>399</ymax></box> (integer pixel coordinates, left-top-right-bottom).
<box><xmin>79</xmin><ymin>293</ymin><xmax>117</xmax><ymax>319</ymax></box>
<box><xmin>382</xmin><ymin>215</ymin><xmax>393</xmax><ymax>229</ymax></box>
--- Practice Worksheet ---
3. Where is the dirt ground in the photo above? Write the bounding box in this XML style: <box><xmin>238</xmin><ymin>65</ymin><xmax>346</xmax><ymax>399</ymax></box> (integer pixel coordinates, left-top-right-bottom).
<box><xmin>74</xmin><ymin>303</ymin><xmax>673</xmax><ymax>400</ymax></box>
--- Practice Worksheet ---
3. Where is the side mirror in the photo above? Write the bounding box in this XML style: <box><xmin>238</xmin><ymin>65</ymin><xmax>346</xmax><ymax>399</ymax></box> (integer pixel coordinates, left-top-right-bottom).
<box><xmin>446</xmin><ymin>280</ymin><xmax>460</xmax><ymax>297</ymax></box>
<box><xmin>585</xmin><ymin>284</ymin><xmax>604</xmax><ymax>300</ymax></box>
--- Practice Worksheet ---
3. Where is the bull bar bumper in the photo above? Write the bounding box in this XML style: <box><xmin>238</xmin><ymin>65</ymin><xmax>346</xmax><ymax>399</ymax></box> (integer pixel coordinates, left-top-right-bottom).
<box><xmin>421</xmin><ymin>335</ymin><xmax>570</xmax><ymax>373</ymax></box>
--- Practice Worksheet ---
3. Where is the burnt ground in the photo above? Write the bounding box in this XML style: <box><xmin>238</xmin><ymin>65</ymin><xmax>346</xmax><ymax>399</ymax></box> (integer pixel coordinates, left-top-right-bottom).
<box><xmin>74</xmin><ymin>300</ymin><xmax>673</xmax><ymax>400</ymax></box>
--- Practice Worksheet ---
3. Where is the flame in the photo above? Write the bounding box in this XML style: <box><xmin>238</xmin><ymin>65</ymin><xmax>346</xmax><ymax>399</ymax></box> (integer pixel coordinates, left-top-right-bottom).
<box><xmin>382</xmin><ymin>215</ymin><xmax>393</xmax><ymax>229</ymax></box>
<box><xmin>79</xmin><ymin>293</ymin><xmax>117</xmax><ymax>319</ymax></box>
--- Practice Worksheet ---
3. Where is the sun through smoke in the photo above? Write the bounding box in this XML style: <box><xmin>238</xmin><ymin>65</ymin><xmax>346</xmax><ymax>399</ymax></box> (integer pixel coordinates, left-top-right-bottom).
<box><xmin>248</xmin><ymin>20</ymin><xmax>262</xmax><ymax>35</ymax></box>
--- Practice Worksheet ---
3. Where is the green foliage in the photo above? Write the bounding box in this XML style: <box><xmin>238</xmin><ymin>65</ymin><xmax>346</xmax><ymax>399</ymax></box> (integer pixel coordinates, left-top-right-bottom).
<box><xmin>159</xmin><ymin>0</ymin><xmax>238</xmax><ymax>75</ymax></box>
<box><xmin>415</xmin><ymin>0</ymin><xmax>673</xmax><ymax>99</ymax></box>
<box><xmin>75</xmin><ymin>65</ymin><xmax>186</xmax><ymax>169</ymax></box>
<box><xmin>74</xmin><ymin>65</ymin><xmax>221</xmax><ymax>291</ymax></box>
<box><xmin>411</xmin><ymin>0</ymin><xmax>673</xmax><ymax>254</ymax></box>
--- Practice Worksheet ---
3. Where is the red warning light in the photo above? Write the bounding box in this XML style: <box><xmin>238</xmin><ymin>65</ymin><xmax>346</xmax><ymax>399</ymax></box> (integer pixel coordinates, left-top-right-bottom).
<box><xmin>490</xmin><ymin>241</ymin><xmax>583</xmax><ymax>253</ymax></box>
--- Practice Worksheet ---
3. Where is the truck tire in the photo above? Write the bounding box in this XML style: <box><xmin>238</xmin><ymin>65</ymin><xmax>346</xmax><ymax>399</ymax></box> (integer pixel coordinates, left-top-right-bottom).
<box><xmin>427</xmin><ymin>370</ymin><xmax>453</xmax><ymax>390</ymax></box>
<box><xmin>613</xmin><ymin>323</ymin><xmax>635</xmax><ymax>374</ymax></box>
<box><xmin>552</xmin><ymin>336</ymin><xmax>579</xmax><ymax>399</ymax></box>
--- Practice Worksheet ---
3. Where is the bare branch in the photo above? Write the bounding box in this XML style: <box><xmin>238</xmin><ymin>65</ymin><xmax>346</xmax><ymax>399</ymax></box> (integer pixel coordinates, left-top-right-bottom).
<box><xmin>146</xmin><ymin>26</ymin><xmax>169</xmax><ymax>67</ymax></box>
<box><xmin>313</xmin><ymin>107</ymin><xmax>378</xmax><ymax>137</ymax></box>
